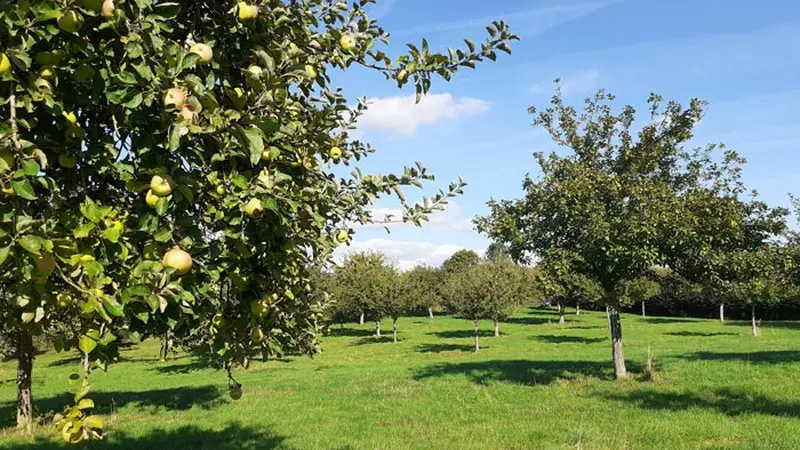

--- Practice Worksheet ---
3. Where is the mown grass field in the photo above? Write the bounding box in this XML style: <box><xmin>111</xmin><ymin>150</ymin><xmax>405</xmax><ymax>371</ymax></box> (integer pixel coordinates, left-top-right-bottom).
<box><xmin>1</xmin><ymin>307</ymin><xmax>799</xmax><ymax>449</ymax></box>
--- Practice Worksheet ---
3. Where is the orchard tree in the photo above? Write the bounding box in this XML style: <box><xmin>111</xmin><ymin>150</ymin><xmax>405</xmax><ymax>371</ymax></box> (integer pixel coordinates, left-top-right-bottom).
<box><xmin>623</xmin><ymin>276</ymin><xmax>661</xmax><ymax>318</ymax></box>
<box><xmin>443</xmin><ymin>257</ymin><xmax>524</xmax><ymax>349</ymax></box>
<box><xmin>404</xmin><ymin>265</ymin><xmax>442</xmax><ymax>318</ymax></box>
<box><xmin>332</xmin><ymin>251</ymin><xmax>388</xmax><ymax>336</ymax></box>
<box><xmin>0</xmin><ymin>0</ymin><xmax>516</xmax><ymax>440</ymax></box>
<box><xmin>384</xmin><ymin>268</ymin><xmax>412</xmax><ymax>343</ymax></box>
<box><xmin>537</xmin><ymin>250</ymin><xmax>602</xmax><ymax>323</ymax></box>
<box><xmin>441</xmin><ymin>248</ymin><xmax>480</xmax><ymax>275</ymax></box>
<box><xmin>477</xmin><ymin>89</ymin><xmax>750</xmax><ymax>379</ymax></box>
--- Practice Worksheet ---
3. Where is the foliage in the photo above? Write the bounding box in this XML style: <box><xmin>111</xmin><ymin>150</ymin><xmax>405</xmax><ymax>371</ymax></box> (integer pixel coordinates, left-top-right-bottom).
<box><xmin>440</xmin><ymin>249</ymin><xmax>480</xmax><ymax>275</ymax></box>
<box><xmin>536</xmin><ymin>250</ymin><xmax>602</xmax><ymax>308</ymax></box>
<box><xmin>621</xmin><ymin>276</ymin><xmax>661</xmax><ymax>306</ymax></box>
<box><xmin>403</xmin><ymin>265</ymin><xmax>443</xmax><ymax>314</ymax></box>
<box><xmin>0</xmin><ymin>0</ymin><xmax>516</xmax><ymax>440</ymax></box>
<box><xmin>442</xmin><ymin>257</ymin><xmax>525</xmax><ymax>322</ymax></box>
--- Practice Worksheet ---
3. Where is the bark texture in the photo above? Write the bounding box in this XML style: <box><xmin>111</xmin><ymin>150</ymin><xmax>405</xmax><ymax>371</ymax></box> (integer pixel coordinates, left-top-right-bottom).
<box><xmin>16</xmin><ymin>331</ymin><xmax>34</xmax><ymax>427</ymax></box>
<box><xmin>493</xmin><ymin>319</ymin><xmax>499</xmax><ymax>337</ymax></box>
<box><xmin>607</xmin><ymin>304</ymin><xmax>627</xmax><ymax>379</ymax></box>
<box><xmin>473</xmin><ymin>319</ymin><xmax>480</xmax><ymax>353</ymax></box>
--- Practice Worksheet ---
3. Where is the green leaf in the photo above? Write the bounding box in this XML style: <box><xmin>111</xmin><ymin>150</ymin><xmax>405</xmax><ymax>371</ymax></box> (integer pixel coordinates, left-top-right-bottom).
<box><xmin>11</xmin><ymin>179</ymin><xmax>37</xmax><ymax>200</ymax></box>
<box><xmin>84</xmin><ymin>415</ymin><xmax>103</xmax><ymax>430</ymax></box>
<box><xmin>0</xmin><ymin>246</ymin><xmax>10</xmax><ymax>266</ymax></box>
<box><xmin>151</xmin><ymin>2</ymin><xmax>181</xmax><ymax>19</ymax></box>
<box><xmin>78</xmin><ymin>334</ymin><xmax>98</xmax><ymax>354</ymax></box>
<box><xmin>124</xmin><ymin>93</ymin><xmax>144</xmax><ymax>109</ymax></box>
<box><xmin>263</xmin><ymin>198</ymin><xmax>279</xmax><ymax>213</ymax></box>
<box><xmin>82</xmin><ymin>203</ymin><xmax>111</xmax><ymax>223</ymax></box>
<box><xmin>169</xmin><ymin>126</ymin><xmax>182</xmax><ymax>152</ymax></box>
<box><xmin>18</xmin><ymin>235</ymin><xmax>42</xmax><ymax>255</ymax></box>
<box><xmin>101</xmin><ymin>297</ymin><xmax>124</xmax><ymax>317</ymax></box>
<box><xmin>77</xmin><ymin>398</ymin><xmax>95</xmax><ymax>410</ymax></box>
<box><xmin>102</xmin><ymin>227</ymin><xmax>121</xmax><ymax>243</ymax></box>
<box><xmin>23</xmin><ymin>160</ymin><xmax>40</xmax><ymax>176</ymax></box>
<box><xmin>74</xmin><ymin>222</ymin><xmax>96</xmax><ymax>238</ymax></box>
<box><xmin>116</xmin><ymin>71</ymin><xmax>138</xmax><ymax>85</ymax></box>
<box><xmin>154</xmin><ymin>228</ymin><xmax>172</xmax><ymax>242</ymax></box>
<box><xmin>155</xmin><ymin>197</ymin><xmax>169</xmax><ymax>216</ymax></box>
<box><xmin>244</xmin><ymin>127</ymin><xmax>264</xmax><ymax>166</ymax></box>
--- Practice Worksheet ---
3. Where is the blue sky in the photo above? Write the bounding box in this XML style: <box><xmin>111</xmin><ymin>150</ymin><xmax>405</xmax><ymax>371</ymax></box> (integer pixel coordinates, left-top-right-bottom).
<box><xmin>332</xmin><ymin>0</ymin><xmax>800</xmax><ymax>270</ymax></box>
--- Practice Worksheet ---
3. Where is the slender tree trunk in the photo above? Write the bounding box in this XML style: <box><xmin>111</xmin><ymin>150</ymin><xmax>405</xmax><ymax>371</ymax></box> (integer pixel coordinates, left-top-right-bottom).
<box><xmin>558</xmin><ymin>302</ymin><xmax>565</xmax><ymax>324</ymax></box>
<box><xmin>359</xmin><ymin>311</ymin><xmax>364</xmax><ymax>325</ymax></box>
<box><xmin>576</xmin><ymin>302</ymin><xmax>581</xmax><ymax>316</ymax></box>
<box><xmin>493</xmin><ymin>318</ymin><xmax>500</xmax><ymax>337</ymax></box>
<box><xmin>375</xmin><ymin>320</ymin><xmax>381</xmax><ymax>337</ymax></box>
<box><xmin>641</xmin><ymin>301</ymin><xmax>646</xmax><ymax>318</ymax></box>
<box><xmin>719</xmin><ymin>303</ymin><xmax>725</xmax><ymax>322</ymax></box>
<box><xmin>607</xmin><ymin>304</ymin><xmax>627</xmax><ymax>379</ymax></box>
<box><xmin>606</xmin><ymin>306</ymin><xmax>611</xmax><ymax>330</ymax></box>
<box><xmin>751</xmin><ymin>304</ymin><xmax>758</xmax><ymax>337</ymax></box>
<box><xmin>428</xmin><ymin>307</ymin><xmax>434</xmax><ymax>319</ymax></box>
<box><xmin>473</xmin><ymin>319</ymin><xmax>480</xmax><ymax>353</ymax></box>
<box><xmin>392</xmin><ymin>318</ymin><xmax>398</xmax><ymax>343</ymax></box>
<box><xmin>16</xmin><ymin>331</ymin><xmax>34</xmax><ymax>427</ymax></box>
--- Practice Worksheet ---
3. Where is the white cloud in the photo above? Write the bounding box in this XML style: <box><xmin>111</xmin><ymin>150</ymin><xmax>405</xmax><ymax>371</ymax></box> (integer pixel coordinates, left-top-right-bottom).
<box><xmin>353</xmin><ymin>202</ymin><xmax>475</xmax><ymax>233</ymax></box>
<box><xmin>355</xmin><ymin>93</ymin><xmax>491</xmax><ymax>138</ymax></box>
<box><xmin>531</xmin><ymin>69</ymin><xmax>600</xmax><ymax>96</ymax></box>
<box><xmin>333</xmin><ymin>238</ymin><xmax>485</xmax><ymax>271</ymax></box>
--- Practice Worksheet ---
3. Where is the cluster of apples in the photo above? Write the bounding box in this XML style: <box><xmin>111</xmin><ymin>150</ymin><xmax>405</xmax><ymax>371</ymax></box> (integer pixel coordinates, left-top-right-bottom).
<box><xmin>58</xmin><ymin>0</ymin><xmax>116</xmax><ymax>34</ymax></box>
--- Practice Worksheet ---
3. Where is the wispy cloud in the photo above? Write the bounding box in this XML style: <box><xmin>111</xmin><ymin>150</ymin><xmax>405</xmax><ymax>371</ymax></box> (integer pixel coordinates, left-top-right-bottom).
<box><xmin>355</xmin><ymin>93</ymin><xmax>491</xmax><ymax>138</ymax></box>
<box><xmin>531</xmin><ymin>69</ymin><xmax>600</xmax><ymax>96</ymax></box>
<box><xmin>334</xmin><ymin>238</ymin><xmax>485</xmax><ymax>271</ymax></box>
<box><xmin>354</xmin><ymin>202</ymin><xmax>476</xmax><ymax>233</ymax></box>
<box><xmin>394</xmin><ymin>1</ymin><xmax>618</xmax><ymax>37</ymax></box>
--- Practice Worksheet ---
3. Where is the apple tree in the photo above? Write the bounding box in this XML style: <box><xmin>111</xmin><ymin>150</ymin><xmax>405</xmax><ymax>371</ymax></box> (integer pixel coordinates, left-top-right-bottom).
<box><xmin>0</xmin><ymin>0</ymin><xmax>516</xmax><ymax>441</ymax></box>
<box><xmin>403</xmin><ymin>265</ymin><xmax>442</xmax><ymax>319</ymax></box>
<box><xmin>476</xmin><ymin>89</ymin><xmax>751</xmax><ymax>379</ymax></box>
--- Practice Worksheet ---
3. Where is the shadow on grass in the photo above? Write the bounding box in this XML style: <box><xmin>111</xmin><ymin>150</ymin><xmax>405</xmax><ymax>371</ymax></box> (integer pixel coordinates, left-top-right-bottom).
<box><xmin>599</xmin><ymin>388</ymin><xmax>800</xmax><ymax>418</ymax></box>
<box><xmin>0</xmin><ymin>386</ymin><xmax>224</xmax><ymax>428</ymax></box>
<box><xmin>327</xmin><ymin>327</ymin><xmax>377</xmax><ymax>338</ymax></box>
<box><xmin>349</xmin><ymin>336</ymin><xmax>394</xmax><ymax>346</ymax></box>
<box><xmin>152</xmin><ymin>359</ymin><xmax>222</xmax><ymax>375</ymax></box>
<box><xmin>413</xmin><ymin>359</ymin><xmax>641</xmax><ymax>386</ymax></box>
<box><xmin>428</xmin><ymin>329</ymin><xmax>495</xmax><ymax>339</ymax></box>
<box><xmin>504</xmin><ymin>316</ymin><xmax>551</xmax><ymax>326</ymax></box>
<box><xmin>665</xmin><ymin>331</ymin><xmax>738</xmax><ymax>337</ymax></box>
<box><xmin>644</xmin><ymin>317</ymin><xmax>698</xmax><ymax>324</ymax></box>
<box><xmin>760</xmin><ymin>321</ymin><xmax>800</xmax><ymax>330</ymax></box>
<box><xmin>680</xmin><ymin>351</ymin><xmax>800</xmax><ymax>364</ymax></box>
<box><xmin>2</xmin><ymin>423</ymin><xmax>289</xmax><ymax>449</ymax></box>
<box><xmin>530</xmin><ymin>335</ymin><xmax>605</xmax><ymax>344</ymax></box>
<box><xmin>414</xmin><ymin>343</ymin><xmax>476</xmax><ymax>353</ymax></box>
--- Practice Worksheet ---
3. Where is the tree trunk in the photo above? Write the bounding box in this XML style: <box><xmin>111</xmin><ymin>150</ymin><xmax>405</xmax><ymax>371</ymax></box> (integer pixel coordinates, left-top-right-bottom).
<box><xmin>576</xmin><ymin>302</ymin><xmax>580</xmax><ymax>316</ymax></box>
<box><xmin>607</xmin><ymin>304</ymin><xmax>627</xmax><ymax>379</ymax></box>
<box><xmin>428</xmin><ymin>307</ymin><xmax>434</xmax><ymax>319</ymax></box>
<box><xmin>359</xmin><ymin>311</ymin><xmax>364</xmax><ymax>325</ymax></box>
<box><xmin>719</xmin><ymin>303</ymin><xmax>725</xmax><ymax>322</ymax></box>
<box><xmin>493</xmin><ymin>318</ymin><xmax>500</xmax><ymax>337</ymax></box>
<box><xmin>606</xmin><ymin>306</ymin><xmax>611</xmax><ymax>330</ymax></box>
<box><xmin>641</xmin><ymin>301</ymin><xmax>646</xmax><ymax>318</ymax></box>
<box><xmin>16</xmin><ymin>331</ymin><xmax>34</xmax><ymax>427</ymax></box>
<box><xmin>473</xmin><ymin>319</ymin><xmax>480</xmax><ymax>353</ymax></box>
<box><xmin>392</xmin><ymin>318</ymin><xmax>398</xmax><ymax>343</ymax></box>
<box><xmin>375</xmin><ymin>320</ymin><xmax>381</xmax><ymax>337</ymax></box>
<box><xmin>751</xmin><ymin>304</ymin><xmax>758</xmax><ymax>337</ymax></box>
<box><xmin>558</xmin><ymin>302</ymin><xmax>565</xmax><ymax>324</ymax></box>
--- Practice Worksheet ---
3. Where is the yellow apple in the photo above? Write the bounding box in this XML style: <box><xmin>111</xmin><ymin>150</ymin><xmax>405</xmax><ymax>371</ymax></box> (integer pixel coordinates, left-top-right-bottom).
<box><xmin>58</xmin><ymin>11</ymin><xmax>85</xmax><ymax>33</ymax></box>
<box><xmin>102</xmin><ymin>0</ymin><xmax>115</xmax><ymax>18</ymax></box>
<box><xmin>189</xmin><ymin>43</ymin><xmax>213</xmax><ymax>63</ymax></box>
<box><xmin>0</xmin><ymin>54</ymin><xmax>10</xmax><ymax>74</ymax></box>
<box><xmin>215</xmin><ymin>185</ymin><xmax>225</xmax><ymax>196</ymax></box>
<box><xmin>305</xmin><ymin>65</ymin><xmax>317</xmax><ymax>80</ymax></box>
<box><xmin>164</xmin><ymin>87</ymin><xmax>186</xmax><ymax>110</ymax></box>
<box><xmin>244</xmin><ymin>198</ymin><xmax>264</xmax><ymax>217</ymax></box>
<box><xmin>163</xmin><ymin>247</ymin><xmax>192</xmax><ymax>275</ymax></box>
<box><xmin>179</xmin><ymin>105</ymin><xmax>195</xmax><ymax>121</ymax></box>
<box><xmin>249</xmin><ymin>326</ymin><xmax>264</xmax><ymax>343</ymax></box>
<box><xmin>336</xmin><ymin>229</ymin><xmax>349</xmax><ymax>243</ymax></box>
<box><xmin>145</xmin><ymin>189</ymin><xmax>160</xmax><ymax>208</ymax></box>
<box><xmin>36</xmin><ymin>253</ymin><xmax>57</xmax><ymax>275</ymax></box>
<box><xmin>238</xmin><ymin>2</ymin><xmax>258</xmax><ymax>21</ymax></box>
<box><xmin>339</xmin><ymin>33</ymin><xmax>357</xmax><ymax>51</ymax></box>
<box><xmin>58</xmin><ymin>154</ymin><xmax>78</xmax><ymax>168</ymax></box>
<box><xmin>150</xmin><ymin>174</ymin><xmax>174</xmax><ymax>196</ymax></box>
<box><xmin>329</xmin><ymin>146</ymin><xmax>342</xmax><ymax>160</ymax></box>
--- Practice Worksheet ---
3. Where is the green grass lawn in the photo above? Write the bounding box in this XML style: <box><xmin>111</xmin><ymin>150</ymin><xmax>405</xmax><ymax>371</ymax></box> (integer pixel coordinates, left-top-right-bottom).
<box><xmin>1</xmin><ymin>307</ymin><xmax>799</xmax><ymax>449</ymax></box>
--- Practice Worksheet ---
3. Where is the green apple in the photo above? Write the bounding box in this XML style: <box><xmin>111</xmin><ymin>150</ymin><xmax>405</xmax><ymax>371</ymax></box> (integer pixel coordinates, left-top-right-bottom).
<box><xmin>74</xmin><ymin>65</ymin><xmax>95</xmax><ymax>83</ymax></box>
<box><xmin>58</xmin><ymin>154</ymin><xmax>78</xmax><ymax>169</ymax></box>
<box><xmin>102</xmin><ymin>0</ymin><xmax>115</xmax><ymax>18</ymax></box>
<box><xmin>150</xmin><ymin>174</ymin><xmax>174</xmax><ymax>196</ymax></box>
<box><xmin>396</xmin><ymin>69</ymin><xmax>408</xmax><ymax>83</ymax></box>
<box><xmin>57</xmin><ymin>293</ymin><xmax>72</xmax><ymax>308</ymax></box>
<box><xmin>229</xmin><ymin>385</ymin><xmax>243</xmax><ymax>400</ymax></box>
<box><xmin>215</xmin><ymin>185</ymin><xmax>225</xmax><ymax>196</ymax></box>
<box><xmin>163</xmin><ymin>247</ymin><xmax>192</xmax><ymax>275</ymax></box>
<box><xmin>249</xmin><ymin>326</ymin><xmax>265</xmax><ymax>343</ymax></box>
<box><xmin>339</xmin><ymin>33</ymin><xmax>357</xmax><ymax>51</ymax></box>
<box><xmin>145</xmin><ymin>189</ymin><xmax>160</xmax><ymax>208</ymax></box>
<box><xmin>189</xmin><ymin>43</ymin><xmax>213</xmax><ymax>64</ymax></box>
<box><xmin>212</xmin><ymin>313</ymin><xmax>226</xmax><ymax>329</ymax></box>
<box><xmin>238</xmin><ymin>2</ymin><xmax>258</xmax><ymax>21</ymax></box>
<box><xmin>250</xmin><ymin>299</ymin><xmax>269</xmax><ymax>319</ymax></box>
<box><xmin>58</xmin><ymin>11</ymin><xmax>85</xmax><ymax>33</ymax></box>
<box><xmin>35</xmin><ymin>253</ymin><xmax>57</xmax><ymax>276</ymax></box>
<box><xmin>244</xmin><ymin>198</ymin><xmax>264</xmax><ymax>217</ymax></box>
<box><xmin>336</xmin><ymin>229</ymin><xmax>349</xmax><ymax>243</ymax></box>
<box><xmin>329</xmin><ymin>146</ymin><xmax>342</xmax><ymax>160</ymax></box>
<box><xmin>0</xmin><ymin>54</ymin><xmax>10</xmax><ymax>74</ymax></box>
<box><xmin>164</xmin><ymin>87</ymin><xmax>186</xmax><ymax>110</ymax></box>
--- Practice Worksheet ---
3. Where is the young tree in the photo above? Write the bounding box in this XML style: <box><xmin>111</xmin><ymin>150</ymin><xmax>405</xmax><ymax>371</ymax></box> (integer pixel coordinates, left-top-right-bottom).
<box><xmin>537</xmin><ymin>251</ymin><xmax>602</xmax><ymax>323</ymax></box>
<box><xmin>404</xmin><ymin>265</ymin><xmax>442</xmax><ymax>319</ymax></box>
<box><xmin>0</xmin><ymin>0</ymin><xmax>516</xmax><ymax>439</ymax></box>
<box><xmin>443</xmin><ymin>257</ymin><xmax>524</xmax><ymax>350</ymax></box>
<box><xmin>623</xmin><ymin>276</ymin><xmax>661</xmax><ymax>318</ymax></box>
<box><xmin>477</xmin><ymin>89</ymin><xmax>750</xmax><ymax>379</ymax></box>
<box><xmin>441</xmin><ymin>249</ymin><xmax>480</xmax><ymax>275</ymax></box>
<box><xmin>333</xmin><ymin>252</ymin><xmax>388</xmax><ymax>336</ymax></box>
<box><xmin>384</xmin><ymin>269</ymin><xmax>413</xmax><ymax>343</ymax></box>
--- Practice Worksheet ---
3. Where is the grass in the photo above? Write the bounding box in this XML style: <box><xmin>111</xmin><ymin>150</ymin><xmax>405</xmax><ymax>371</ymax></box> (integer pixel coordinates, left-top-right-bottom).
<box><xmin>1</xmin><ymin>307</ymin><xmax>799</xmax><ymax>449</ymax></box>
